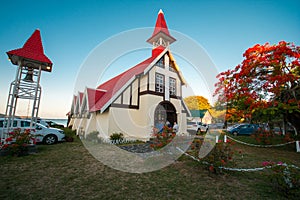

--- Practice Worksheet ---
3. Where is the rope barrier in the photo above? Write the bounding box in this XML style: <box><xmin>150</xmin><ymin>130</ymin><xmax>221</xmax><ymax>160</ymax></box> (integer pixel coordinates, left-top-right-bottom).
<box><xmin>176</xmin><ymin>147</ymin><xmax>300</xmax><ymax>172</ymax></box>
<box><xmin>226</xmin><ymin>135</ymin><xmax>296</xmax><ymax>148</ymax></box>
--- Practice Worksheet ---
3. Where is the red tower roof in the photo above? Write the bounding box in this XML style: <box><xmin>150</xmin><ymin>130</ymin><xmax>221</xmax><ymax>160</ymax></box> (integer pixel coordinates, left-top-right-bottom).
<box><xmin>147</xmin><ymin>9</ymin><xmax>176</xmax><ymax>45</ymax></box>
<box><xmin>6</xmin><ymin>29</ymin><xmax>53</xmax><ymax>72</ymax></box>
<box><xmin>152</xmin><ymin>9</ymin><xmax>171</xmax><ymax>36</ymax></box>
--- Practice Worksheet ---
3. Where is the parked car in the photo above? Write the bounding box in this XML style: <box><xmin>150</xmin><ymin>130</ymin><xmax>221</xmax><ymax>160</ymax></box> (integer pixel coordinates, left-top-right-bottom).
<box><xmin>187</xmin><ymin>121</ymin><xmax>209</xmax><ymax>133</ymax></box>
<box><xmin>227</xmin><ymin>123</ymin><xmax>259</xmax><ymax>136</ymax></box>
<box><xmin>36</xmin><ymin>118</ymin><xmax>50</xmax><ymax>128</ymax></box>
<box><xmin>46</xmin><ymin>120</ymin><xmax>64</xmax><ymax>129</ymax></box>
<box><xmin>0</xmin><ymin>118</ymin><xmax>65</xmax><ymax>145</ymax></box>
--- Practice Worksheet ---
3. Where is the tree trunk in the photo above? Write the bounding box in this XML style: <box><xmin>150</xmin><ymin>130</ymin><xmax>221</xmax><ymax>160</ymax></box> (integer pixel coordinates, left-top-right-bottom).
<box><xmin>286</xmin><ymin>112</ymin><xmax>300</xmax><ymax>135</ymax></box>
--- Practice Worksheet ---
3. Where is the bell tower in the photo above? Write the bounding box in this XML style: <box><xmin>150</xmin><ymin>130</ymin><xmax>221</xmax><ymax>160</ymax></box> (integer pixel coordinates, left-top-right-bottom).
<box><xmin>147</xmin><ymin>9</ymin><xmax>176</xmax><ymax>48</ymax></box>
<box><xmin>4</xmin><ymin>29</ymin><xmax>52</xmax><ymax>135</ymax></box>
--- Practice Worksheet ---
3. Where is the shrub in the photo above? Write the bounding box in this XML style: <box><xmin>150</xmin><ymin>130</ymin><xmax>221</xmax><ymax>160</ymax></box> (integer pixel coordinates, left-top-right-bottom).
<box><xmin>62</xmin><ymin>128</ymin><xmax>75</xmax><ymax>142</ymax></box>
<box><xmin>282</xmin><ymin>133</ymin><xmax>295</xmax><ymax>143</ymax></box>
<box><xmin>262</xmin><ymin>161</ymin><xmax>300</xmax><ymax>197</ymax></box>
<box><xmin>200</xmin><ymin>139</ymin><xmax>236</xmax><ymax>174</ymax></box>
<box><xmin>187</xmin><ymin>138</ymin><xmax>203</xmax><ymax>157</ymax></box>
<box><xmin>86</xmin><ymin>131</ymin><xmax>99</xmax><ymax>142</ymax></box>
<box><xmin>150</xmin><ymin>126</ymin><xmax>176</xmax><ymax>150</ymax></box>
<box><xmin>110</xmin><ymin>132</ymin><xmax>124</xmax><ymax>142</ymax></box>
<box><xmin>1</xmin><ymin>128</ymin><xmax>35</xmax><ymax>156</ymax></box>
<box><xmin>251</xmin><ymin>129</ymin><xmax>275</xmax><ymax>145</ymax></box>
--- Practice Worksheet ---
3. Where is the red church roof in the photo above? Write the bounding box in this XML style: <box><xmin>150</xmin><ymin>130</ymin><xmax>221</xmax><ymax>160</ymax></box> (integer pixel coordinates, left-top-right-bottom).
<box><xmin>89</xmin><ymin>47</ymin><xmax>165</xmax><ymax>112</ymax></box>
<box><xmin>86</xmin><ymin>88</ymin><xmax>106</xmax><ymax>111</ymax></box>
<box><xmin>6</xmin><ymin>29</ymin><xmax>53</xmax><ymax>72</ymax></box>
<box><xmin>78</xmin><ymin>92</ymin><xmax>84</xmax><ymax>105</ymax></box>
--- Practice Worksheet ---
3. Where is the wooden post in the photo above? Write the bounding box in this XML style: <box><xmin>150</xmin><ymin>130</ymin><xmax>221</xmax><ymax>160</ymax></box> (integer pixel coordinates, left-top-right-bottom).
<box><xmin>216</xmin><ymin>135</ymin><xmax>219</xmax><ymax>143</ymax></box>
<box><xmin>224</xmin><ymin>135</ymin><xmax>227</xmax><ymax>143</ymax></box>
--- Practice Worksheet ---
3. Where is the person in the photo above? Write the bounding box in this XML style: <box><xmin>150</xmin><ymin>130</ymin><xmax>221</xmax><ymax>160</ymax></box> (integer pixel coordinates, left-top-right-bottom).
<box><xmin>173</xmin><ymin>122</ymin><xmax>179</xmax><ymax>133</ymax></box>
<box><xmin>166</xmin><ymin>120</ymin><xmax>171</xmax><ymax>128</ymax></box>
<box><xmin>156</xmin><ymin>120</ymin><xmax>164</xmax><ymax>133</ymax></box>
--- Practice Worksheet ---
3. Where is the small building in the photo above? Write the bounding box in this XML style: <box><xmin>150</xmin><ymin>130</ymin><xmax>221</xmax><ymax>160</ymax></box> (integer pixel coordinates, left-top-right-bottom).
<box><xmin>188</xmin><ymin>109</ymin><xmax>212</xmax><ymax>124</ymax></box>
<box><xmin>68</xmin><ymin>10</ymin><xmax>190</xmax><ymax>141</ymax></box>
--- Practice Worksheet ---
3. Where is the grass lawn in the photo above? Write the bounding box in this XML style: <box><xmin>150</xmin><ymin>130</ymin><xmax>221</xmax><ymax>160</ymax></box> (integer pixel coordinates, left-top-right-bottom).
<box><xmin>0</xmin><ymin>129</ymin><xmax>299</xmax><ymax>200</ymax></box>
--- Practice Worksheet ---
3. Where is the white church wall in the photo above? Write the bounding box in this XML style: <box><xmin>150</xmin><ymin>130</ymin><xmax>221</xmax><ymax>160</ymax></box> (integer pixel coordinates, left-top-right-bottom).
<box><xmin>139</xmin><ymin>74</ymin><xmax>148</xmax><ymax>91</ymax></box>
<box><xmin>72</xmin><ymin>117</ymin><xmax>80</xmax><ymax>131</ymax></box>
<box><xmin>108</xmin><ymin>107</ymin><xmax>147</xmax><ymax>140</ymax></box>
<box><xmin>84</xmin><ymin>114</ymin><xmax>97</xmax><ymax>136</ymax></box>
<box><xmin>170</xmin><ymin>98</ymin><xmax>188</xmax><ymax>134</ymax></box>
<box><xmin>107</xmin><ymin>94</ymin><xmax>164</xmax><ymax>141</ymax></box>
<box><xmin>94</xmin><ymin>111</ymin><xmax>109</xmax><ymax>139</ymax></box>
<box><xmin>123</xmin><ymin>86</ymin><xmax>131</xmax><ymax>105</ymax></box>
<box><xmin>114</xmin><ymin>95</ymin><xmax>122</xmax><ymax>104</ymax></box>
<box><xmin>175</xmin><ymin>112</ymin><xmax>187</xmax><ymax>134</ymax></box>
<box><xmin>148</xmin><ymin>67</ymin><xmax>156</xmax><ymax>91</ymax></box>
<box><xmin>131</xmin><ymin>78</ymin><xmax>139</xmax><ymax>105</ymax></box>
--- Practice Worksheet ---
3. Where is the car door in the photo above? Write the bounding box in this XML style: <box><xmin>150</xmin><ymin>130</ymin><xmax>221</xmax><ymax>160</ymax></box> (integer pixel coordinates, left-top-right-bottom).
<box><xmin>20</xmin><ymin>120</ymin><xmax>44</xmax><ymax>142</ymax></box>
<box><xmin>187</xmin><ymin>122</ymin><xmax>196</xmax><ymax>131</ymax></box>
<box><xmin>249</xmin><ymin>125</ymin><xmax>257</xmax><ymax>134</ymax></box>
<box><xmin>238</xmin><ymin>125</ymin><xmax>250</xmax><ymax>135</ymax></box>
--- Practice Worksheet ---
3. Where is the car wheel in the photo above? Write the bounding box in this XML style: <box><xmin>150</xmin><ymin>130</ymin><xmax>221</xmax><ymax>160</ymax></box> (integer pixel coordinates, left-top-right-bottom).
<box><xmin>43</xmin><ymin>134</ymin><xmax>58</xmax><ymax>145</ymax></box>
<box><xmin>233</xmin><ymin>131</ymin><xmax>238</xmax><ymax>136</ymax></box>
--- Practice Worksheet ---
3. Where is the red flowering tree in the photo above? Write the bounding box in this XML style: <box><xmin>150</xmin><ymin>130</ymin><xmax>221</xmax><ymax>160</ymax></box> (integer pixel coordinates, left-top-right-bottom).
<box><xmin>215</xmin><ymin>41</ymin><xmax>300</xmax><ymax>132</ymax></box>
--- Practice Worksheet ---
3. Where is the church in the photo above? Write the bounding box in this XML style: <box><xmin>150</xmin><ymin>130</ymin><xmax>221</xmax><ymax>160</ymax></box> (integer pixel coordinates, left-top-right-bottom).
<box><xmin>69</xmin><ymin>10</ymin><xmax>190</xmax><ymax>141</ymax></box>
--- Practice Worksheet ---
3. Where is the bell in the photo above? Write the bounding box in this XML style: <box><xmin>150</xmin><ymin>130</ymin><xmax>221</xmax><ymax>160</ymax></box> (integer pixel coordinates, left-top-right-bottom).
<box><xmin>23</xmin><ymin>68</ymin><xmax>34</xmax><ymax>82</ymax></box>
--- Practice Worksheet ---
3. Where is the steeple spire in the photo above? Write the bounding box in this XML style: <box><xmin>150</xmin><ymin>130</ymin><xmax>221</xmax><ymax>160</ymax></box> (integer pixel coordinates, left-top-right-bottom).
<box><xmin>147</xmin><ymin>9</ymin><xmax>176</xmax><ymax>48</ymax></box>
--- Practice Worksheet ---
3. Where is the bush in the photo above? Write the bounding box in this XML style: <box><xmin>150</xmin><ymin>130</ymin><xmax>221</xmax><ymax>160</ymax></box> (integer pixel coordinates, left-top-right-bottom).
<box><xmin>251</xmin><ymin>129</ymin><xmax>275</xmax><ymax>145</ymax></box>
<box><xmin>200</xmin><ymin>139</ymin><xmax>236</xmax><ymax>174</ymax></box>
<box><xmin>150</xmin><ymin>126</ymin><xmax>176</xmax><ymax>150</ymax></box>
<box><xmin>62</xmin><ymin>128</ymin><xmax>76</xmax><ymax>142</ymax></box>
<box><xmin>1</xmin><ymin>128</ymin><xmax>35</xmax><ymax>157</ymax></box>
<box><xmin>110</xmin><ymin>133</ymin><xmax>124</xmax><ymax>142</ymax></box>
<box><xmin>262</xmin><ymin>161</ymin><xmax>300</xmax><ymax>197</ymax></box>
<box><xmin>85</xmin><ymin>131</ymin><xmax>99</xmax><ymax>143</ymax></box>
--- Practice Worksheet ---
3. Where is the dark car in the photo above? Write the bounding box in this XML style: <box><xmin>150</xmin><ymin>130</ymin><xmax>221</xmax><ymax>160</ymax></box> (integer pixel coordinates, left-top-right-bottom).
<box><xmin>227</xmin><ymin>123</ymin><xmax>258</xmax><ymax>136</ymax></box>
<box><xmin>46</xmin><ymin>120</ymin><xmax>64</xmax><ymax>129</ymax></box>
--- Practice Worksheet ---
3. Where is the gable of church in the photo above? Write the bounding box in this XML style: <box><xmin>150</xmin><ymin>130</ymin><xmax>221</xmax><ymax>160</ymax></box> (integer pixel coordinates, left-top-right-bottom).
<box><xmin>110</xmin><ymin>50</ymin><xmax>185</xmax><ymax>110</ymax></box>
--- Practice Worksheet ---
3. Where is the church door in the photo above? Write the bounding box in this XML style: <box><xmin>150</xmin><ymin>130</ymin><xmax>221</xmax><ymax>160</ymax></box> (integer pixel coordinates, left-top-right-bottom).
<box><xmin>154</xmin><ymin>101</ymin><xmax>177</xmax><ymax>128</ymax></box>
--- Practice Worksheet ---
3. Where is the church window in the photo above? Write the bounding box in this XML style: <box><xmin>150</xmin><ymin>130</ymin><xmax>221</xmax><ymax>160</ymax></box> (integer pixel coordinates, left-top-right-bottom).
<box><xmin>155</xmin><ymin>73</ymin><xmax>164</xmax><ymax>93</ymax></box>
<box><xmin>169</xmin><ymin>77</ymin><xmax>176</xmax><ymax>96</ymax></box>
<box><xmin>157</xmin><ymin>57</ymin><xmax>164</xmax><ymax>68</ymax></box>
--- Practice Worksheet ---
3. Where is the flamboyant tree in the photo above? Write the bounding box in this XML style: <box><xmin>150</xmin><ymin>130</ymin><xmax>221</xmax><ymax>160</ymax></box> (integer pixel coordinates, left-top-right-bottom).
<box><xmin>214</xmin><ymin>41</ymin><xmax>300</xmax><ymax>132</ymax></box>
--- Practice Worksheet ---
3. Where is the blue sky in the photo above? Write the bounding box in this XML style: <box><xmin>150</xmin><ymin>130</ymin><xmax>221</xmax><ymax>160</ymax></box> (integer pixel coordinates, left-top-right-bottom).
<box><xmin>0</xmin><ymin>0</ymin><xmax>299</xmax><ymax>118</ymax></box>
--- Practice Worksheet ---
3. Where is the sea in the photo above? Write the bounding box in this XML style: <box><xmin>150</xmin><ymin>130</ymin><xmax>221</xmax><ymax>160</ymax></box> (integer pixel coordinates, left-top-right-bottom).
<box><xmin>44</xmin><ymin>118</ymin><xmax>68</xmax><ymax>127</ymax></box>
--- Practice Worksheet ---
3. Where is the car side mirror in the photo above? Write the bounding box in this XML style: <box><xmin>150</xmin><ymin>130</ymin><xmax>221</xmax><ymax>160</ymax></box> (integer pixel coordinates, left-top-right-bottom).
<box><xmin>36</xmin><ymin>126</ymin><xmax>42</xmax><ymax>130</ymax></box>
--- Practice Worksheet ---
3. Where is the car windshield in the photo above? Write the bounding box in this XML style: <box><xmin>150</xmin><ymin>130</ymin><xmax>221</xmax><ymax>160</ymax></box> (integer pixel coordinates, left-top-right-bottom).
<box><xmin>22</xmin><ymin>120</ymin><xmax>48</xmax><ymax>129</ymax></box>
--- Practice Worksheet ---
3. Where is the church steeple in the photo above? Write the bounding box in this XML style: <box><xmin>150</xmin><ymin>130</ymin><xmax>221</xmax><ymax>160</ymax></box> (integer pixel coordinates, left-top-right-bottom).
<box><xmin>147</xmin><ymin>9</ymin><xmax>176</xmax><ymax>48</ymax></box>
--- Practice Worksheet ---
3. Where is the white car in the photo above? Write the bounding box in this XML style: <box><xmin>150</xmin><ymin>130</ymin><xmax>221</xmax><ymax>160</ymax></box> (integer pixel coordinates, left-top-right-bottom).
<box><xmin>187</xmin><ymin>121</ymin><xmax>209</xmax><ymax>133</ymax></box>
<box><xmin>0</xmin><ymin>118</ymin><xmax>65</xmax><ymax>145</ymax></box>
